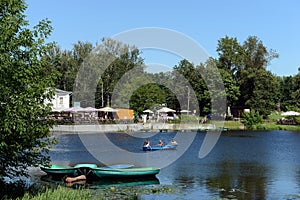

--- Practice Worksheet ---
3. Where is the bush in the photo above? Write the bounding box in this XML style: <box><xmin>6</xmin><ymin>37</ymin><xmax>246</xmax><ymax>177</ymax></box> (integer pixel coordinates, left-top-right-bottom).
<box><xmin>242</xmin><ymin>110</ymin><xmax>262</xmax><ymax>129</ymax></box>
<box><xmin>294</xmin><ymin>116</ymin><xmax>300</xmax><ymax>125</ymax></box>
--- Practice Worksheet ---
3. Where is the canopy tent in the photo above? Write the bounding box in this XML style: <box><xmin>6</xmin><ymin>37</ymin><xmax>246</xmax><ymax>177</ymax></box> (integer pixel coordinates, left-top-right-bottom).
<box><xmin>157</xmin><ymin>107</ymin><xmax>176</xmax><ymax>113</ymax></box>
<box><xmin>281</xmin><ymin>111</ymin><xmax>300</xmax><ymax>116</ymax></box>
<box><xmin>143</xmin><ymin>109</ymin><xmax>154</xmax><ymax>114</ymax></box>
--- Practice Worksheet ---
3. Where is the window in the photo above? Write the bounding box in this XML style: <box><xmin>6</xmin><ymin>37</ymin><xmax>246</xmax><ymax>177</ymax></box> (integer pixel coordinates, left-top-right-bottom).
<box><xmin>59</xmin><ymin>97</ymin><xmax>63</xmax><ymax>105</ymax></box>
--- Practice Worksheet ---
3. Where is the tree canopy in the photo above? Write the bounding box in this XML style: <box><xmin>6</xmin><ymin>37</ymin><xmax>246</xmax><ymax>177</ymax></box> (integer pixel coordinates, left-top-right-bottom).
<box><xmin>0</xmin><ymin>0</ymin><xmax>56</xmax><ymax>179</ymax></box>
<box><xmin>46</xmin><ymin>35</ymin><xmax>299</xmax><ymax>117</ymax></box>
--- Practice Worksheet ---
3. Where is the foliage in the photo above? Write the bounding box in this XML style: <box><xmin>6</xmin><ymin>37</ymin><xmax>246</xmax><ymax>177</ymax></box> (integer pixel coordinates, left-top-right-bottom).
<box><xmin>202</xmin><ymin>58</ymin><xmax>227</xmax><ymax>115</ymax></box>
<box><xmin>216</xmin><ymin>35</ymin><xmax>243</xmax><ymax>78</ymax></box>
<box><xmin>291</xmin><ymin>68</ymin><xmax>300</xmax><ymax>109</ymax></box>
<box><xmin>245</xmin><ymin>69</ymin><xmax>280</xmax><ymax>117</ymax></box>
<box><xmin>17</xmin><ymin>185</ymin><xmax>178</xmax><ymax>200</ymax></box>
<box><xmin>0</xmin><ymin>0</ymin><xmax>56</xmax><ymax>179</ymax></box>
<box><xmin>173</xmin><ymin>59</ymin><xmax>210</xmax><ymax>115</ymax></box>
<box><xmin>130</xmin><ymin>83</ymin><xmax>167</xmax><ymax>116</ymax></box>
<box><xmin>39</xmin><ymin>23</ymin><xmax>299</xmax><ymax>119</ymax></box>
<box><xmin>17</xmin><ymin>186</ymin><xmax>92</xmax><ymax>200</ymax></box>
<box><xmin>294</xmin><ymin>116</ymin><xmax>300</xmax><ymax>125</ymax></box>
<box><xmin>279</xmin><ymin>75</ymin><xmax>295</xmax><ymax>111</ymax></box>
<box><xmin>242</xmin><ymin>110</ymin><xmax>262</xmax><ymax>129</ymax></box>
<box><xmin>267</xmin><ymin>112</ymin><xmax>283</xmax><ymax>121</ymax></box>
<box><xmin>217</xmin><ymin>35</ymin><xmax>280</xmax><ymax>117</ymax></box>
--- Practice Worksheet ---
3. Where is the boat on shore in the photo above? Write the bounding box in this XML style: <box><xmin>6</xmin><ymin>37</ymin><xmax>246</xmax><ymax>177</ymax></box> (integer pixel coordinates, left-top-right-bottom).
<box><xmin>40</xmin><ymin>163</ymin><xmax>134</xmax><ymax>176</ymax></box>
<box><xmin>92</xmin><ymin>167</ymin><xmax>160</xmax><ymax>178</ymax></box>
<box><xmin>40</xmin><ymin>165</ymin><xmax>77</xmax><ymax>176</ymax></box>
<box><xmin>41</xmin><ymin>175</ymin><xmax>159</xmax><ymax>188</ymax></box>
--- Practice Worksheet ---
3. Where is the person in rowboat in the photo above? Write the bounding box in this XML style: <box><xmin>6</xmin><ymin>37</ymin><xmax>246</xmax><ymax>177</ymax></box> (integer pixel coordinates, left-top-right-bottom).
<box><xmin>157</xmin><ymin>139</ymin><xmax>164</xmax><ymax>146</ymax></box>
<box><xmin>143</xmin><ymin>140</ymin><xmax>151</xmax><ymax>151</ymax></box>
<box><xmin>171</xmin><ymin>139</ymin><xmax>178</xmax><ymax>145</ymax></box>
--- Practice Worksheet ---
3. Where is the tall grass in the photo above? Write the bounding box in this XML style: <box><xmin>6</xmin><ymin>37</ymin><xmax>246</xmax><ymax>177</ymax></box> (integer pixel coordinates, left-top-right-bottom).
<box><xmin>14</xmin><ymin>183</ymin><xmax>177</xmax><ymax>200</ymax></box>
<box><xmin>17</xmin><ymin>186</ymin><xmax>92</xmax><ymax>200</ymax></box>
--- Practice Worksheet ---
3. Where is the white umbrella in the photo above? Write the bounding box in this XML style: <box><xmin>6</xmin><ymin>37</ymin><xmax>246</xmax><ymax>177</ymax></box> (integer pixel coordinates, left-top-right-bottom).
<box><xmin>62</xmin><ymin>107</ymin><xmax>84</xmax><ymax>112</ymax></box>
<box><xmin>143</xmin><ymin>109</ymin><xmax>154</xmax><ymax>114</ymax></box>
<box><xmin>51</xmin><ymin>107</ymin><xmax>65</xmax><ymax>112</ymax></box>
<box><xmin>281</xmin><ymin>111</ymin><xmax>300</xmax><ymax>116</ymax></box>
<box><xmin>157</xmin><ymin>107</ymin><xmax>176</xmax><ymax>113</ymax></box>
<box><xmin>180</xmin><ymin>110</ymin><xmax>191</xmax><ymax>113</ymax></box>
<box><xmin>97</xmin><ymin>106</ymin><xmax>119</xmax><ymax>112</ymax></box>
<box><xmin>82</xmin><ymin>107</ymin><xmax>98</xmax><ymax>112</ymax></box>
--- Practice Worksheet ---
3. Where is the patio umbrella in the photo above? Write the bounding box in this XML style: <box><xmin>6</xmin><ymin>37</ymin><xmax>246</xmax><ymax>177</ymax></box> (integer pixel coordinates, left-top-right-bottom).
<box><xmin>281</xmin><ymin>111</ymin><xmax>300</xmax><ymax>116</ymax></box>
<box><xmin>62</xmin><ymin>107</ymin><xmax>84</xmax><ymax>112</ymax></box>
<box><xmin>143</xmin><ymin>109</ymin><xmax>154</xmax><ymax>114</ymax></box>
<box><xmin>180</xmin><ymin>110</ymin><xmax>191</xmax><ymax>113</ymax></box>
<box><xmin>51</xmin><ymin>107</ymin><xmax>65</xmax><ymax>112</ymax></box>
<box><xmin>157</xmin><ymin>107</ymin><xmax>176</xmax><ymax>113</ymax></box>
<box><xmin>82</xmin><ymin>107</ymin><xmax>98</xmax><ymax>112</ymax></box>
<box><xmin>97</xmin><ymin>106</ymin><xmax>119</xmax><ymax>112</ymax></box>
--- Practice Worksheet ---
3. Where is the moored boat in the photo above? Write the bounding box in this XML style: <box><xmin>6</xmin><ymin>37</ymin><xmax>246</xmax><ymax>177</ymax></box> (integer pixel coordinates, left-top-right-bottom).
<box><xmin>40</xmin><ymin>165</ymin><xmax>77</xmax><ymax>176</ymax></box>
<box><xmin>74</xmin><ymin>163</ymin><xmax>98</xmax><ymax>175</ymax></box>
<box><xmin>40</xmin><ymin>163</ymin><xmax>135</xmax><ymax>176</ymax></box>
<box><xmin>92</xmin><ymin>167</ymin><xmax>160</xmax><ymax>178</ymax></box>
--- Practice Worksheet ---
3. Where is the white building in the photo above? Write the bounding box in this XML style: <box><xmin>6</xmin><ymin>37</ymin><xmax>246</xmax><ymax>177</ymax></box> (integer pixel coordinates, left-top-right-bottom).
<box><xmin>45</xmin><ymin>88</ymin><xmax>72</xmax><ymax>111</ymax></box>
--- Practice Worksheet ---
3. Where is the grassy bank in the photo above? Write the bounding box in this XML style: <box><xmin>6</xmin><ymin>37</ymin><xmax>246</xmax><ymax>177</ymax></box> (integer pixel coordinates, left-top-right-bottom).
<box><xmin>18</xmin><ymin>186</ymin><xmax>92</xmax><ymax>200</ymax></box>
<box><xmin>213</xmin><ymin>120</ymin><xmax>300</xmax><ymax>131</ymax></box>
<box><xmin>12</xmin><ymin>184</ymin><xmax>177</xmax><ymax>200</ymax></box>
<box><xmin>260</xmin><ymin>122</ymin><xmax>300</xmax><ymax>131</ymax></box>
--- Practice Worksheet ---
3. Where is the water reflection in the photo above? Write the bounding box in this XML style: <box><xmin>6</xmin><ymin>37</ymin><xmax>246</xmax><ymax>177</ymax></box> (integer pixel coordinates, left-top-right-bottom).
<box><xmin>205</xmin><ymin>162</ymin><xmax>268</xmax><ymax>199</ymax></box>
<box><xmin>41</xmin><ymin>175</ymin><xmax>160</xmax><ymax>189</ymax></box>
<box><xmin>46</xmin><ymin>130</ymin><xmax>300</xmax><ymax>199</ymax></box>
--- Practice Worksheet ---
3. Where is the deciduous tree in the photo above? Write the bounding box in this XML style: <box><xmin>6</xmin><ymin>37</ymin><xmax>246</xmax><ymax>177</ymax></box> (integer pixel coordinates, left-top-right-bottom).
<box><xmin>0</xmin><ymin>0</ymin><xmax>56</xmax><ymax>179</ymax></box>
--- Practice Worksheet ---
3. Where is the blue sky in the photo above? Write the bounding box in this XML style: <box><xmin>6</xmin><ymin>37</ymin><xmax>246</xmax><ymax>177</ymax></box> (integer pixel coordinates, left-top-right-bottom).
<box><xmin>25</xmin><ymin>0</ymin><xmax>300</xmax><ymax>76</ymax></box>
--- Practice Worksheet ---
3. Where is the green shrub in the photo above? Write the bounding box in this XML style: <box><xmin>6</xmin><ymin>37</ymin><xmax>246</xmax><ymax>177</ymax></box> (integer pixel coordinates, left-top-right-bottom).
<box><xmin>294</xmin><ymin>116</ymin><xmax>300</xmax><ymax>125</ymax></box>
<box><xmin>242</xmin><ymin>110</ymin><xmax>262</xmax><ymax>130</ymax></box>
<box><xmin>18</xmin><ymin>186</ymin><xmax>92</xmax><ymax>200</ymax></box>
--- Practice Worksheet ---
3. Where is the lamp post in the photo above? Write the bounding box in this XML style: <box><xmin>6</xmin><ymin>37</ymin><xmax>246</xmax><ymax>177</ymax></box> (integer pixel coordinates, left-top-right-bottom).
<box><xmin>101</xmin><ymin>79</ymin><xmax>104</xmax><ymax>107</ymax></box>
<box><xmin>99</xmin><ymin>77</ymin><xmax>104</xmax><ymax>107</ymax></box>
<box><xmin>186</xmin><ymin>86</ymin><xmax>190</xmax><ymax>112</ymax></box>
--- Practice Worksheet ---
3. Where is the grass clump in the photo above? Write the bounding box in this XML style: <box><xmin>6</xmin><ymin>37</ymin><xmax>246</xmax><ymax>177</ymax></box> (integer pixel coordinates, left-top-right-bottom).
<box><xmin>14</xmin><ymin>184</ymin><xmax>178</xmax><ymax>200</ymax></box>
<box><xmin>17</xmin><ymin>186</ymin><xmax>92</xmax><ymax>200</ymax></box>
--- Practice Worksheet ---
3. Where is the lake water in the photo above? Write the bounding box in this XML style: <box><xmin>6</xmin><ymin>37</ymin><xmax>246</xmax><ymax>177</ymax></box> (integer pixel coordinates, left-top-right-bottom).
<box><xmin>34</xmin><ymin>130</ymin><xmax>300</xmax><ymax>199</ymax></box>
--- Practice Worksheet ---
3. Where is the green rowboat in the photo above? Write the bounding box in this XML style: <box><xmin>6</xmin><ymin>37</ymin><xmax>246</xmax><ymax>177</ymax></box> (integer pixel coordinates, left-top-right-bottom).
<box><xmin>92</xmin><ymin>167</ymin><xmax>160</xmax><ymax>178</ymax></box>
<box><xmin>40</xmin><ymin>165</ymin><xmax>77</xmax><ymax>176</ymax></box>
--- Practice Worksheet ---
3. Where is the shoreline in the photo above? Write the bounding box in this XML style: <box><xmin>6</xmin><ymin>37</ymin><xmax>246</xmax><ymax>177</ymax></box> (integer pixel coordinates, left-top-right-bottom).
<box><xmin>51</xmin><ymin>123</ymin><xmax>201</xmax><ymax>133</ymax></box>
<box><xmin>50</xmin><ymin>123</ymin><xmax>228</xmax><ymax>133</ymax></box>
<box><xmin>51</xmin><ymin>121</ymin><xmax>300</xmax><ymax>133</ymax></box>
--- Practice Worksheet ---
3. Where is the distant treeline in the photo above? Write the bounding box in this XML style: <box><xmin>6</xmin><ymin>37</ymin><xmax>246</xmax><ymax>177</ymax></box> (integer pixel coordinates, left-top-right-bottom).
<box><xmin>43</xmin><ymin>37</ymin><xmax>300</xmax><ymax>117</ymax></box>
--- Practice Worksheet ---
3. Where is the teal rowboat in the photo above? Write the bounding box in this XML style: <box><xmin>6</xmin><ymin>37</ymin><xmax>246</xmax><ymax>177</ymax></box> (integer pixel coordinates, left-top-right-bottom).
<box><xmin>40</xmin><ymin>165</ymin><xmax>77</xmax><ymax>176</ymax></box>
<box><xmin>92</xmin><ymin>167</ymin><xmax>160</xmax><ymax>178</ymax></box>
<box><xmin>40</xmin><ymin>163</ymin><xmax>136</xmax><ymax>176</ymax></box>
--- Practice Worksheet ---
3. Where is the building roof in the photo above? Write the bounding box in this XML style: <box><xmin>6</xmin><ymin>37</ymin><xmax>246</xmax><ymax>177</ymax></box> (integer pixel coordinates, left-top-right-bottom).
<box><xmin>54</xmin><ymin>88</ymin><xmax>72</xmax><ymax>95</ymax></box>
